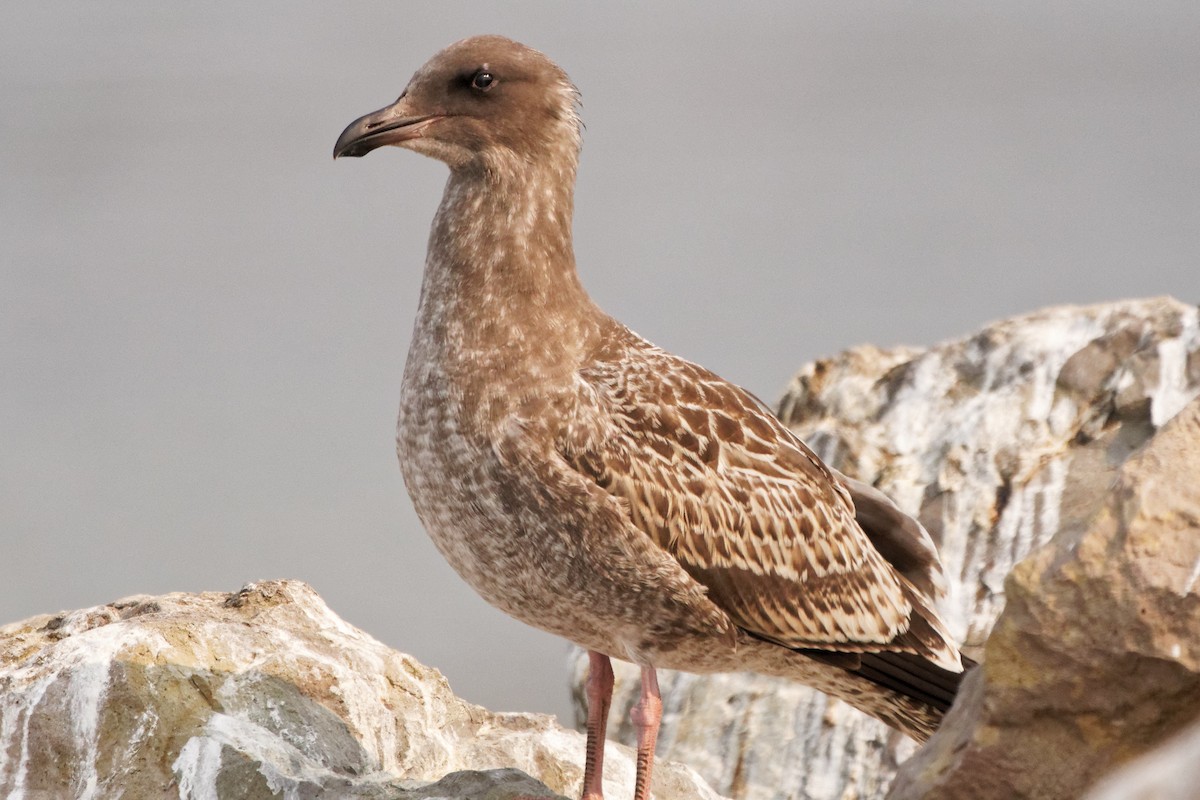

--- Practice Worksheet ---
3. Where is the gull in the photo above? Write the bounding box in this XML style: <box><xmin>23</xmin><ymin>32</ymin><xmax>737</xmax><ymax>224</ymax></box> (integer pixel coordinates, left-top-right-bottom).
<box><xmin>334</xmin><ymin>35</ymin><xmax>965</xmax><ymax>800</ymax></box>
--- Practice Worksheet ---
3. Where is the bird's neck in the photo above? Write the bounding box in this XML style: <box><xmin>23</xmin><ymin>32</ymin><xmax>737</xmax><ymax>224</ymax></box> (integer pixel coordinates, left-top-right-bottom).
<box><xmin>415</xmin><ymin>159</ymin><xmax>601</xmax><ymax>362</ymax></box>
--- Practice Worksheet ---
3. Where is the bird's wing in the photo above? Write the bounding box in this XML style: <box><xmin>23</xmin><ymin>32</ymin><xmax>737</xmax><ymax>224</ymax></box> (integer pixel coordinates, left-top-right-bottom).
<box><xmin>563</xmin><ymin>341</ymin><xmax>957</xmax><ymax>666</ymax></box>
<box><xmin>831</xmin><ymin>468</ymin><xmax>949</xmax><ymax>602</ymax></box>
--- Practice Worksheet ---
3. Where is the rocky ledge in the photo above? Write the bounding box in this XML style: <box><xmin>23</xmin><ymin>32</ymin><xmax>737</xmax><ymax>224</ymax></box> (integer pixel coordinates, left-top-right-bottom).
<box><xmin>0</xmin><ymin>581</ymin><xmax>720</xmax><ymax>799</ymax></box>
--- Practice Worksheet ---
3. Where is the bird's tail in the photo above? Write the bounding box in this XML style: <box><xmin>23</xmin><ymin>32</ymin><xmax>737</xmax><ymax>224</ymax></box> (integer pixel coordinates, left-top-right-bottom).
<box><xmin>798</xmin><ymin>645</ymin><xmax>977</xmax><ymax>740</ymax></box>
<box><xmin>852</xmin><ymin>649</ymin><xmax>976</xmax><ymax>715</ymax></box>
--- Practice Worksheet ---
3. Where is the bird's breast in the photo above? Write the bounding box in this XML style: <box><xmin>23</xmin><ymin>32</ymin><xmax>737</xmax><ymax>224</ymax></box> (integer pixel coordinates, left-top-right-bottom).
<box><xmin>393</xmin><ymin>339</ymin><xmax>736</xmax><ymax>664</ymax></box>
<box><xmin>396</xmin><ymin>336</ymin><xmax>580</xmax><ymax>595</ymax></box>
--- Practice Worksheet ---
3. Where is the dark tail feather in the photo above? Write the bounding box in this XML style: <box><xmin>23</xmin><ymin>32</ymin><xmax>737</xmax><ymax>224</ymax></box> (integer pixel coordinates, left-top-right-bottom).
<box><xmin>854</xmin><ymin>651</ymin><xmax>977</xmax><ymax>713</ymax></box>
<box><xmin>797</xmin><ymin>647</ymin><xmax>976</xmax><ymax>714</ymax></box>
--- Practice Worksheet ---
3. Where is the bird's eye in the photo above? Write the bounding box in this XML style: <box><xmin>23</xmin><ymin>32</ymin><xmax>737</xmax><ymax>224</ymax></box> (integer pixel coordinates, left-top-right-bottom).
<box><xmin>470</xmin><ymin>70</ymin><xmax>495</xmax><ymax>91</ymax></box>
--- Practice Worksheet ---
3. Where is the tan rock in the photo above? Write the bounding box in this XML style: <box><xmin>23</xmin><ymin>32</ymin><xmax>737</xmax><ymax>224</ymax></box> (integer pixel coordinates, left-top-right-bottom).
<box><xmin>888</xmin><ymin>395</ymin><xmax>1200</xmax><ymax>799</ymax></box>
<box><xmin>0</xmin><ymin>581</ymin><xmax>722</xmax><ymax>799</ymax></box>
<box><xmin>1082</xmin><ymin>717</ymin><xmax>1200</xmax><ymax>800</ymax></box>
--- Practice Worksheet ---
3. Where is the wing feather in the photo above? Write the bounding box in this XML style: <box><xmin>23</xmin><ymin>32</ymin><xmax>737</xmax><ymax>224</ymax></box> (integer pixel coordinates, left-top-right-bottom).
<box><xmin>563</xmin><ymin>339</ymin><xmax>959</xmax><ymax>668</ymax></box>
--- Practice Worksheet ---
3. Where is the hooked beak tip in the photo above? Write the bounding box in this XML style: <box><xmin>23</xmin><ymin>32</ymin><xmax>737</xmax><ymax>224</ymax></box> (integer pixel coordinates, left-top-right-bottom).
<box><xmin>334</xmin><ymin>97</ymin><xmax>439</xmax><ymax>161</ymax></box>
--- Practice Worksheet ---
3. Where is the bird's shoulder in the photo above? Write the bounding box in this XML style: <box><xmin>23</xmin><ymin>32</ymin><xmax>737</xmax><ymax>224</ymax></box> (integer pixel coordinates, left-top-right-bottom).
<box><xmin>567</xmin><ymin>327</ymin><xmax>848</xmax><ymax>511</ymax></box>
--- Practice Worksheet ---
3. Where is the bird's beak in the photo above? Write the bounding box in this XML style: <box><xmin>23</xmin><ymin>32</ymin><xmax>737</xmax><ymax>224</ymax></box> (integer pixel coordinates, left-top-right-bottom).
<box><xmin>333</xmin><ymin>95</ymin><xmax>441</xmax><ymax>159</ymax></box>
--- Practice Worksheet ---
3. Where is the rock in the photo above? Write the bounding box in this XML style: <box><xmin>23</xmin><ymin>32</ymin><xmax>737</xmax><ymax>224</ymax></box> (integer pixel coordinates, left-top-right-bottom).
<box><xmin>573</xmin><ymin>297</ymin><xmax>1200</xmax><ymax>800</ymax></box>
<box><xmin>1082</xmin><ymin>718</ymin><xmax>1200</xmax><ymax>800</ymax></box>
<box><xmin>405</xmin><ymin>768</ymin><xmax>569</xmax><ymax>799</ymax></box>
<box><xmin>888</xmin><ymin>394</ymin><xmax>1200</xmax><ymax>800</ymax></box>
<box><xmin>0</xmin><ymin>580</ymin><xmax>723</xmax><ymax>800</ymax></box>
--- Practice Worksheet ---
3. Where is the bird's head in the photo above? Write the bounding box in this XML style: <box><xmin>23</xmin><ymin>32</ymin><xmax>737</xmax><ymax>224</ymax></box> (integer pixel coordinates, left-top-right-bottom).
<box><xmin>333</xmin><ymin>35</ymin><xmax>581</xmax><ymax>173</ymax></box>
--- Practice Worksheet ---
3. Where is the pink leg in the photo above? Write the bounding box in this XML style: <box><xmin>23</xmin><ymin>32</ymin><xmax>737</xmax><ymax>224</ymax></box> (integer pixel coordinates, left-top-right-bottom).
<box><xmin>631</xmin><ymin>666</ymin><xmax>663</xmax><ymax>800</ymax></box>
<box><xmin>582</xmin><ymin>651</ymin><xmax>614</xmax><ymax>800</ymax></box>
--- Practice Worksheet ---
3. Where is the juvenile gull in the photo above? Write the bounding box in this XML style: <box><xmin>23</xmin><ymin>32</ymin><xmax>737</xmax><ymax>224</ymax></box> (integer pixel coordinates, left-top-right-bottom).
<box><xmin>334</xmin><ymin>35</ymin><xmax>966</xmax><ymax>800</ymax></box>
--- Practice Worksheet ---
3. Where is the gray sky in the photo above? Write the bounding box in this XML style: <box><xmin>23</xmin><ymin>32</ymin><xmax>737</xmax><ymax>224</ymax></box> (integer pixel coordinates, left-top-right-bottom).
<box><xmin>3</xmin><ymin>3</ymin><xmax>1198</xmax><ymax>725</ymax></box>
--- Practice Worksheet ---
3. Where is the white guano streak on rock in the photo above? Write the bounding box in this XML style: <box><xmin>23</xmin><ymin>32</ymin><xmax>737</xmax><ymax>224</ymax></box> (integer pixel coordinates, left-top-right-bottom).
<box><xmin>1152</xmin><ymin>305</ymin><xmax>1200</xmax><ymax>426</ymax></box>
<box><xmin>173</xmin><ymin>736</ymin><xmax>223</xmax><ymax>800</ymax></box>
<box><xmin>0</xmin><ymin>691</ymin><xmax>18</xmax><ymax>793</ymax></box>
<box><xmin>67</xmin><ymin>656</ymin><xmax>108</xmax><ymax>800</ymax></box>
<box><xmin>2</xmin><ymin>669</ymin><xmax>56</xmax><ymax>800</ymax></box>
<box><xmin>3</xmin><ymin>618</ymin><xmax>150</xmax><ymax>800</ymax></box>
<box><xmin>1183</xmin><ymin>555</ymin><xmax>1200</xmax><ymax>597</ymax></box>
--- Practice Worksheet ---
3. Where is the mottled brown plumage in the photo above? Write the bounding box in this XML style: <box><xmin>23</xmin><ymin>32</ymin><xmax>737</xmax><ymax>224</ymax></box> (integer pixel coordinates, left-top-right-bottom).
<box><xmin>335</xmin><ymin>35</ymin><xmax>966</xmax><ymax>800</ymax></box>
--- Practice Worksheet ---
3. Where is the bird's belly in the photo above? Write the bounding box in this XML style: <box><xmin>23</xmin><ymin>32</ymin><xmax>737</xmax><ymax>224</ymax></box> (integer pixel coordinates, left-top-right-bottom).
<box><xmin>402</xmin><ymin>455</ymin><xmax>625</xmax><ymax>653</ymax></box>
<box><xmin>396</xmin><ymin>385</ymin><xmax>740</xmax><ymax>669</ymax></box>
<box><xmin>396</xmin><ymin>392</ymin><xmax>616</xmax><ymax>652</ymax></box>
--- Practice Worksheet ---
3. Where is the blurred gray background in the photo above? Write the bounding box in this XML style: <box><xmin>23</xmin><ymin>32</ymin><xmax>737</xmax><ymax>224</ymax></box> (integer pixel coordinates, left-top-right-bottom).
<box><xmin>3</xmin><ymin>3</ymin><xmax>1198</xmax><ymax>725</ymax></box>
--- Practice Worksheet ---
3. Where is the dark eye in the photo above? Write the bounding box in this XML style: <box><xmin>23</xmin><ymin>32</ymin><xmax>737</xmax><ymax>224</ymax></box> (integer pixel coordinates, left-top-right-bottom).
<box><xmin>470</xmin><ymin>69</ymin><xmax>495</xmax><ymax>91</ymax></box>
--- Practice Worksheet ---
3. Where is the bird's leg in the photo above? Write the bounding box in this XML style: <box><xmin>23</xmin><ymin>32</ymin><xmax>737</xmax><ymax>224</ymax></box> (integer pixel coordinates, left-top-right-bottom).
<box><xmin>630</xmin><ymin>666</ymin><xmax>663</xmax><ymax>800</ymax></box>
<box><xmin>582</xmin><ymin>651</ymin><xmax>614</xmax><ymax>800</ymax></box>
